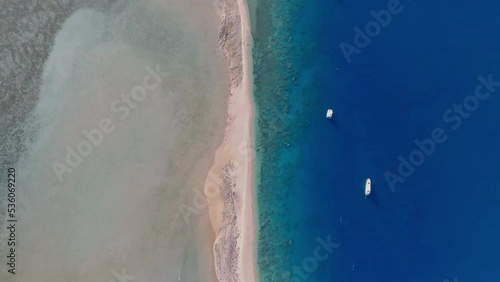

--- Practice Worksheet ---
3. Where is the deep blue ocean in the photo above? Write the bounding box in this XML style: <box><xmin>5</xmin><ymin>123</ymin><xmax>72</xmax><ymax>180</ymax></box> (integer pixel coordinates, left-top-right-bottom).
<box><xmin>252</xmin><ymin>0</ymin><xmax>500</xmax><ymax>281</ymax></box>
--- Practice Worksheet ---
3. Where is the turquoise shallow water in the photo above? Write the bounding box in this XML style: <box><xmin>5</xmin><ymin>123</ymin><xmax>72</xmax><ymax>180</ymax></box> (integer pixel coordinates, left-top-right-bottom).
<box><xmin>251</xmin><ymin>0</ymin><xmax>317</xmax><ymax>280</ymax></box>
<box><xmin>252</xmin><ymin>0</ymin><xmax>500</xmax><ymax>281</ymax></box>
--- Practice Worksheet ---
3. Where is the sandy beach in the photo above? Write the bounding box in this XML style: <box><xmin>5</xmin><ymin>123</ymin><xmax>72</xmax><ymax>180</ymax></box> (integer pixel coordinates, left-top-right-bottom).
<box><xmin>205</xmin><ymin>0</ymin><xmax>256</xmax><ymax>281</ymax></box>
<box><xmin>0</xmin><ymin>0</ymin><xmax>254</xmax><ymax>280</ymax></box>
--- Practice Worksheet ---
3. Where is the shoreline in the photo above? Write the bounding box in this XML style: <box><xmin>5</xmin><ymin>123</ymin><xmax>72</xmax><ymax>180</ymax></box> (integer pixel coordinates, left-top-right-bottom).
<box><xmin>204</xmin><ymin>0</ymin><xmax>256</xmax><ymax>281</ymax></box>
<box><xmin>237</xmin><ymin>2</ymin><xmax>256</xmax><ymax>281</ymax></box>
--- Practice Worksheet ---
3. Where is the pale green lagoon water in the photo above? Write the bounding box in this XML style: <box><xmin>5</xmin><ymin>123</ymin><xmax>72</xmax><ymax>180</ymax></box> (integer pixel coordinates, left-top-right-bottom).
<box><xmin>0</xmin><ymin>1</ymin><xmax>228</xmax><ymax>281</ymax></box>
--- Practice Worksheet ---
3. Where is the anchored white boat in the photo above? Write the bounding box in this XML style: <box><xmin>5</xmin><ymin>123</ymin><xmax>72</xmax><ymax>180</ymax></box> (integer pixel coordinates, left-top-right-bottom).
<box><xmin>326</xmin><ymin>109</ymin><xmax>334</xmax><ymax>119</ymax></box>
<box><xmin>365</xmin><ymin>178</ymin><xmax>371</xmax><ymax>197</ymax></box>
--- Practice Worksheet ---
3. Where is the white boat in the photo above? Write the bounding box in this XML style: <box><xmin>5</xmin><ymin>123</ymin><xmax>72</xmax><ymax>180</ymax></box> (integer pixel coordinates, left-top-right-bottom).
<box><xmin>365</xmin><ymin>178</ymin><xmax>371</xmax><ymax>197</ymax></box>
<box><xmin>326</xmin><ymin>109</ymin><xmax>334</xmax><ymax>119</ymax></box>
